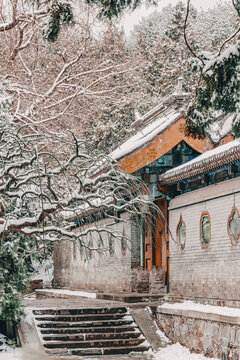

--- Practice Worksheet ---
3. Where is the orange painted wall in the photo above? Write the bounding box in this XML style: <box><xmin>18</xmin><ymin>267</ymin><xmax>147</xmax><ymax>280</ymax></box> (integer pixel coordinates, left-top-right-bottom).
<box><xmin>118</xmin><ymin>116</ymin><xmax>211</xmax><ymax>174</ymax></box>
<box><xmin>218</xmin><ymin>133</ymin><xmax>234</xmax><ymax>146</ymax></box>
<box><xmin>155</xmin><ymin>198</ymin><xmax>169</xmax><ymax>275</ymax></box>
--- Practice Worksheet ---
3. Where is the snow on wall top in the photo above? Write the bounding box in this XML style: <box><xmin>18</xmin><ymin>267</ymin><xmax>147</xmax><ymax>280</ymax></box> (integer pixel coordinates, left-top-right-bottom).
<box><xmin>159</xmin><ymin>300</ymin><xmax>240</xmax><ymax>318</ymax></box>
<box><xmin>111</xmin><ymin>109</ymin><xmax>183</xmax><ymax>161</ymax></box>
<box><xmin>159</xmin><ymin>138</ymin><xmax>240</xmax><ymax>183</ymax></box>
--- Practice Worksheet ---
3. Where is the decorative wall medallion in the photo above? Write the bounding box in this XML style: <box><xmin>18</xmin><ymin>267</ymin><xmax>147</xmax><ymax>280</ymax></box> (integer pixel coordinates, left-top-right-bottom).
<box><xmin>228</xmin><ymin>206</ymin><xmax>240</xmax><ymax>246</ymax></box>
<box><xmin>176</xmin><ymin>215</ymin><xmax>186</xmax><ymax>250</ymax></box>
<box><xmin>200</xmin><ymin>211</ymin><xmax>211</xmax><ymax>248</ymax></box>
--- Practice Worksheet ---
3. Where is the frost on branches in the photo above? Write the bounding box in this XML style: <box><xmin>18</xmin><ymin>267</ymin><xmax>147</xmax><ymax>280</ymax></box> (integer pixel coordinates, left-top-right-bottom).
<box><xmin>0</xmin><ymin>85</ymin><xmax>153</xmax><ymax>324</ymax></box>
<box><xmin>128</xmin><ymin>1</ymin><xmax>237</xmax><ymax>115</ymax></box>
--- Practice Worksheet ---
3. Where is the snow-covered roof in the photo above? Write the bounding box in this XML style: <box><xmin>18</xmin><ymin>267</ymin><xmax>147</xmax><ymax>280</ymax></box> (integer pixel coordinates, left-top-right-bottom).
<box><xmin>111</xmin><ymin>72</ymin><xmax>234</xmax><ymax>162</ymax></box>
<box><xmin>111</xmin><ymin>109</ymin><xmax>183</xmax><ymax>161</ymax></box>
<box><xmin>111</xmin><ymin>77</ymin><xmax>189</xmax><ymax>161</ymax></box>
<box><xmin>208</xmin><ymin>113</ymin><xmax>235</xmax><ymax>142</ymax></box>
<box><xmin>159</xmin><ymin>138</ymin><xmax>240</xmax><ymax>184</ymax></box>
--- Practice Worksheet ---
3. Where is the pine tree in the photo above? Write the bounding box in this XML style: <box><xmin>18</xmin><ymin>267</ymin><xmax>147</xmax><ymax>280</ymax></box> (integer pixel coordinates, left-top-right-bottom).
<box><xmin>186</xmin><ymin>42</ymin><xmax>240</xmax><ymax>139</ymax></box>
<box><xmin>185</xmin><ymin>1</ymin><xmax>240</xmax><ymax>139</ymax></box>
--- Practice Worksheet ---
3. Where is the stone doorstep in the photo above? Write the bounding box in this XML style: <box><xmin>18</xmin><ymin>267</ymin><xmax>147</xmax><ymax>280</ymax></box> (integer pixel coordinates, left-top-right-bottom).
<box><xmin>157</xmin><ymin>307</ymin><xmax>240</xmax><ymax>325</ymax></box>
<box><xmin>96</xmin><ymin>292</ymin><xmax>166</xmax><ymax>303</ymax></box>
<box><xmin>35</xmin><ymin>288</ymin><xmax>166</xmax><ymax>304</ymax></box>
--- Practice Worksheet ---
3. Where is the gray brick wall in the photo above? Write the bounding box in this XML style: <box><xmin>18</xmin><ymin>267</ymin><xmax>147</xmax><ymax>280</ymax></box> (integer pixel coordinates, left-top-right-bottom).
<box><xmin>168</xmin><ymin>177</ymin><xmax>240</xmax><ymax>300</ymax></box>
<box><xmin>54</xmin><ymin>213</ymin><xmax>140</xmax><ymax>292</ymax></box>
<box><xmin>130</xmin><ymin>217</ymin><xmax>141</xmax><ymax>269</ymax></box>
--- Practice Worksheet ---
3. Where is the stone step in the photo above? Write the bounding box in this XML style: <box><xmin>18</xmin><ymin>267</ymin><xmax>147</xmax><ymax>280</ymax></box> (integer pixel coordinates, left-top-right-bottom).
<box><xmin>33</xmin><ymin>307</ymin><xmax>127</xmax><ymax>316</ymax></box>
<box><xmin>37</xmin><ymin>319</ymin><xmax>134</xmax><ymax>329</ymax></box>
<box><xmin>35</xmin><ymin>313</ymin><xmax>127</xmax><ymax>322</ymax></box>
<box><xmin>42</xmin><ymin>330</ymin><xmax>141</xmax><ymax>342</ymax></box>
<box><xmin>40</xmin><ymin>324</ymin><xmax>138</xmax><ymax>335</ymax></box>
<box><xmin>45</xmin><ymin>344</ymin><xmax>149</xmax><ymax>356</ymax></box>
<box><xmin>43</xmin><ymin>337</ymin><xmax>145</xmax><ymax>349</ymax></box>
<box><xmin>32</xmin><ymin>306</ymin><xmax>151</xmax><ymax>356</ymax></box>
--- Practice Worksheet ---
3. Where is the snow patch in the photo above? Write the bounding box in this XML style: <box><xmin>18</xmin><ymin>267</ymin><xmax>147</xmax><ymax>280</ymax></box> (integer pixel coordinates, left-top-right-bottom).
<box><xmin>154</xmin><ymin>342</ymin><xmax>216</xmax><ymax>359</ymax></box>
<box><xmin>203</xmin><ymin>43</ymin><xmax>240</xmax><ymax>74</ymax></box>
<box><xmin>36</xmin><ymin>288</ymin><xmax>97</xmax><ymax>298</ymax></box>
<box><xmin>0</xmin><ymin>333</ymin><xmax>14</xmax><ymax>353</ymax></box>
<box><xmin>23</xmin><ymin>308</ymin><xmax>34</xmax><ymax>326</ymax></box>
<box><xmin>159</xmin><ymin>300</ymin><xmax>240</xmax><ymax>318</ymax></box>
<box><xmin>156</xmin><ymin>329</ymin><xmax>171</xmax><ymax>343</ymax></box>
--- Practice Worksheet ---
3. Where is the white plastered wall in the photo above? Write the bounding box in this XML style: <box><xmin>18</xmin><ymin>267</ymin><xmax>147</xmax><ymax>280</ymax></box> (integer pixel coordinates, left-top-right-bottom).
<box><xmin>168</xmin><ymin>177</ymin><xmax>240</xmax><ymax>300</ymax></box>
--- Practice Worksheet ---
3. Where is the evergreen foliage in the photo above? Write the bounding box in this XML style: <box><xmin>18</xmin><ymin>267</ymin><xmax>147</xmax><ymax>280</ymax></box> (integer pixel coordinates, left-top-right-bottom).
<box><xmin>186</xmin><ymin>42</ymin><xmax>240</xmax><ymax>139</ymax></box>
<box><xmin>0</xmin><ymin>85</ymin><xmax>53</xmax><ymax>325</ymax></box>
<box><xmin>0</xmin><ymin>233</ymin><xmax>51</xmax><ymax>325</ymax></box>
<box><xmin>43</xmin><ymin>2</ymin><xmax>74</xmax><ymax>42</ymax></box>
<box><xmin>85</xmin><ymin>0</ymin><xmax>142</xmax><ymax>18</ymax></box>
<box><xmin>129</xmin><ymin>1</ymin><xmax>239</xmax><ymax>137</ymax></box>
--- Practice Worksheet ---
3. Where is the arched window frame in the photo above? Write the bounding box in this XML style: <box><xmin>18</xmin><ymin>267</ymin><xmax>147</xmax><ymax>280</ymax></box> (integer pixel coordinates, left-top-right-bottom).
<box><xmin>227</xmin><ymin>206</ymin><xmax>240</xmax><ymax>246</ymax></box>
<box><xmin>200</xmin><ymin>211</ymin><xmax>211</xmax><ymax>249</ymax></box>
<box><xmin>176</xmin><ymin>214</ymin><xmax>186</xmax><ymax>251</ymax></box>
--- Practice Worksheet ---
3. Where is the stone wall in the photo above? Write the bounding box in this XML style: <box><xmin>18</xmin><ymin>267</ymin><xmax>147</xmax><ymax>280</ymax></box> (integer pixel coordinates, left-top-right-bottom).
<box><xmin>156</xmin><ymin>306</ymin><xmax>240</xmax><ymax>359</ymax></box>
<box><xmin>54</xmin><ymin>213</ymin><xmax>142</xmax><ymax>293</ymax></box>
<box><xmin>168</xmin><ymin>177</ymin><xmax>240</xmax><ymax>300</ymax></box>
<box><xmin>54</xmin><ymin>240</ymin><xmax>72</xmax><ymax>287</ymax></box>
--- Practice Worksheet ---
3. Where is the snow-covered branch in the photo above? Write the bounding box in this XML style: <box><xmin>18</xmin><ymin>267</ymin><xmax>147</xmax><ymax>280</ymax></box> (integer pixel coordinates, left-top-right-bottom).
<box><xmin>0</xmin><ymin>91</ymin><xmax>154</xmax><ymax>252</ymax></box>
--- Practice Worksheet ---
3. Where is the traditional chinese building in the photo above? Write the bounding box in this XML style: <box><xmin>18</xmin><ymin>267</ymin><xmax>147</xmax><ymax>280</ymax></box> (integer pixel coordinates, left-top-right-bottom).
<box><xmin>54</xmin><ymin>79</ymin><xmax>238</xmax><ymax>300</ymax></box>
<box><xmin>159</xmin><ymin>138</ymin><xmax>240</xmax><ymax>300</ymax></box>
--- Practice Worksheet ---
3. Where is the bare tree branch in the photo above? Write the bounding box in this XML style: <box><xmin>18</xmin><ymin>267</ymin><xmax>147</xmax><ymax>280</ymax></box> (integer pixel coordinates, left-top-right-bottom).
<box><xmin>184</xmin><ymin>0</ymin><xmax>205</xmax><ymax>66</ymax></box>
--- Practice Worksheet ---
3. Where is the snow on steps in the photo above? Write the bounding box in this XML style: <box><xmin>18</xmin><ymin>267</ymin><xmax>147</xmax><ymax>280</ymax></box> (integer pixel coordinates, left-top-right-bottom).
<box><xmin>32</xmin><ymin>306</ymin><xmax>150</xmax><ymax>356</ymax></box>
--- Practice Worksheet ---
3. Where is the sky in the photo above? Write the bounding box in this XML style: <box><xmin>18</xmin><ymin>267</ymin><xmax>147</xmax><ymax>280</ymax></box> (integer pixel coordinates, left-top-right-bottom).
<box><xmin>122</xmin><ymin>0</ymin><xmax>221</xmax><ymax>35</ymax></box>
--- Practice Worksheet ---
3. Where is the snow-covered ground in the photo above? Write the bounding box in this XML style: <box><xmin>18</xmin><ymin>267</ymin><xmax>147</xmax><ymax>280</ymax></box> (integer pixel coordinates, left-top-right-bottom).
<box><xmin>154</xmin><ymin>343</ymin><xmax>215</xmax><ymax>359</ymax></box>
<box><xmin>0</xmin><ymin>347</ymin><xmax>50</xmax><ymax>360</ymax></box>
<box><xmin>0</xmin><ymin>339</ymin><xmax>216</xmax><ymax>360</ymax></box>
<box><xmin>2</xmin><ymin>301</ymin><xmax>222</xmax><ymax>359</ymax></box>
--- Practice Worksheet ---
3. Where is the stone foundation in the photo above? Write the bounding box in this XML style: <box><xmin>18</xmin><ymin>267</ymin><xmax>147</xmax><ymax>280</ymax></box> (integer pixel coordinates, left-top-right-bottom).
<box><xmin>149</xmin><ymin>266</ymin><xmax>165</xmax><ymax>294</ymax></box>
<box><xmin>156</xmin><ymin>305</ymin><xmax>240</xmax><ymax>359</ymax></box>
<box><xmin>132</xmin><ymin>267</ymin><xmax>149</xmax><ymax>293</ymax></box>
<box><xmin>131</xmin><ymin>266</ymin><xmax>166</xmax><ymax>293</ymax></box>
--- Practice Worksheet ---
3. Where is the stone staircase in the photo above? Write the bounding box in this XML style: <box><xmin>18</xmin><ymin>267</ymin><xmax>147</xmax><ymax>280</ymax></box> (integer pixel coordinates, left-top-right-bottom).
<box><xmin>32</xmin><ymin>306</ymin><xmax>150</xmax><ymax>356</ymax></box>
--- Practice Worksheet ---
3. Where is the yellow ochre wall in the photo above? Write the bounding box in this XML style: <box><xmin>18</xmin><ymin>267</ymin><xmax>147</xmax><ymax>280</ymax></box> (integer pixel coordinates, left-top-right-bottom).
<box><xmin>118</xmin><ymin>116</ymin><xmax>210</xmax><ymax>174</ymax></box>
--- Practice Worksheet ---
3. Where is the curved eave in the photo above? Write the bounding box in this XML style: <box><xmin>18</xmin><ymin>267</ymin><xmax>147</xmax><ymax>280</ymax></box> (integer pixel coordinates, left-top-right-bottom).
<box><xmin>159</xmin><ymin>141</ymin><xmax>240</xmax><ymax>185</ymax></box>
<box><xmin>118</xmin><ymin>116</ymin><xmax>209</xmax><ymax>173</ymax></box>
